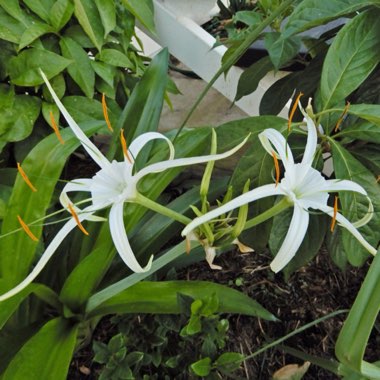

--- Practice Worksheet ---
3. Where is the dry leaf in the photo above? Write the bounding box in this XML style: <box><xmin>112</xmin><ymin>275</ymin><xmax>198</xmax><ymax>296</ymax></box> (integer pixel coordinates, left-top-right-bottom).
<box><xmin>272</xmin><ymin>362</ymin><xmax>311</xmax><ymax>380</ymax></box>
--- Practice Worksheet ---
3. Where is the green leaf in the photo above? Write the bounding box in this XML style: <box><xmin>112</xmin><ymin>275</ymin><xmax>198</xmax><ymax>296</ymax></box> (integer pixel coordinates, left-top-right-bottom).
<box><xmin>91</xmin><ymin>60</ymin><xmax>116</xmax><ymax>87</ymax></box>
<box><xmin>214</xmin><ymin>352</ymin><xmax>244</xmax><ymax>374</ymax></box>
<box><xmin>346</xmin><ymin>104</ymin><xmax>380</xmax><ymax>126</ymax></box>
<box><xmin>19</xmin><ymin>22</ymin><xmax>55</xmax><ymax>50</ymax></box>
<box><xmin>122</xmin><ymin>0</ymin><xmax>155</xmax><ymax>34</ymax></box>
<box><xmin>191</xmin><ymin>357</ymin><xmax>212</xmax><ymax>377</ymax></box>
<box><xmin>264</xmin><ymin>33</ymin><xmax>301</xmax><ymax>70</ymax></box>
<box><xmin>9</xmin><ymin>48</ymin><xmax>71</xmax><ymax>86</ymax></box>
<box><xmin>88</xmin><ymin>280</ymin><xmax>276</xmax><ymax>321</ymax></box>
<box><xmin>98</xmin><ymin>48</ymin><xmax>133</xmax><ymax>68</ymax></box>
<box><xmin>0</xmin><ymin>122</ymin><xmax>103</xmax><ymax>283</ymax></box>
<box><xmin>235</xmin><ymin>57</ymin><xmax>274</xmax><ymax>101</ymax></box>
<box><xmin>0</xmin><ymin>7</ymin><xmax>25</xmax><ymax>43</ymax></box>
<box><xmin>23</xmin><ymin>0</ymin><xmax>55</xmax><ymax>23</ymax></box>
<box><xmin>60</xmin><ymin>36</ymin><xmax>95</xmax><ymax>98</ymax></box>
<box><xmin>64</xmin><ymin>24</ymin><xmax>94</xmax><ymax>48</ymax></box>
<box><xmin>42</xmin><ymin>73</ymin><xmax>66</xmax><ymax>101</ymax></box>
<box><xmin>317</xmin><ymin>10</ymin><xmax>380</xmax><ymax>113</ymax></box>
<box><xmin>94</xmin><ymin>0</ymin><xmax>116</xmax><ymax>38</ymax></box>
<box><xmin>0</xmin><ymin>0</ymin><xmax>27</xmax><ymax>23</ymax></box>
<box><xmin>330</xmin><ymin>139</ymin><xmax>380</xmax><ymax>266</ymax></box>
<box><xmin>337</xmin><ymin>122</ymin><xmax>380</xmax><ymax>144</ymax></box>
<box><xmin>3</xmin><ymin>318</ymin><xmax>78</xmax><ymax>380</ymax></box>
<box><xmin>50</xmin><ymin>0</ymin><xmax>74</xmax><ymax>30</ymax></box>
<box><xmin>73</xmin><ymin>0</ymin><xmax>104</xmax><ymax>51</ymax></box>
<box><xmin>336</xmin><ymin>247</ymin><xmax>380</xmax><ymax>376</ymax></box>
<box><xmin>0</xmin><ymin>95</ymin><xmax>41</xmax><ymax>144</ymax></box>
<box><xmin>283</xmin><ymin>0</ymin><xmax>376</xmax><ymax>37</ymax></box>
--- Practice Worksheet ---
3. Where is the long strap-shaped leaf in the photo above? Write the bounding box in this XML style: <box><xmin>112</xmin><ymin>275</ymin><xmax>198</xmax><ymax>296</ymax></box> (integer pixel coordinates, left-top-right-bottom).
<box><xmin>336</xmin><ymin>248</ymin><xmax>380</xmax><ymax>378</ymax></box>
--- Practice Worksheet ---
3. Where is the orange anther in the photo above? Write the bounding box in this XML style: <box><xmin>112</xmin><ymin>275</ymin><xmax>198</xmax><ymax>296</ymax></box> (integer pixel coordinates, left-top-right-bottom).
<box><xmin>17</xmin><ymin>163</ymin><xmax>37</xmax><ymax>192</ymax></box>
<box><xmin>17</xmin><ymin>215</ymin><xmax>38</xmax><ymax>242</ymax></box>
<box><xmin>288</xmin><ymin>92</ymin><xmax>304</xmax><ymax>131</ymax></box>
<box><xmin>120</xmin><ymin>129</ymin><xmax>132</xmax><ymax>163</ymax></box>
<box><xmin>68</xmin><ymin>203</ymin><xmax>89</xmax><ymax>236</ymax></box>
<box><xmin>102</xmin><ymin>94</ymin><xmax>113</xmax><ymax>132</ymax></box>
<box><xmin>272</xmin><ymin>152</ymin><xmax>280</xmax><ymax>186</ymax></box>
<box><xmin>334</xmin><ymin>101</ymin><xmax>350</xmax><ymax>132</ymax></box>
<box><xmin>330</xmin><ymin>196</ymin><xmax>339</xmax><ymax>232</ymax></box>
<box><xmin>49</xmin><ymin>111</ymin><xmax>64</xmax><ymax>144</ymax></box>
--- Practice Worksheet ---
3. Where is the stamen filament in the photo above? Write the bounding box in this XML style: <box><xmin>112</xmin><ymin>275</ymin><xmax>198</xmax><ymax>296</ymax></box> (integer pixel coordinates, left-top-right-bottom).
<box><xmin>120</xmin><ymin>129</ymin><xmax>132</xmax><ymax>163</ymax></box>
<box><xmin>376</xmin><ymin>175</ymin><xmax>380</xmax><ymax>183</ymax></box>
<box><xmin>68</xmin><ymin>203</ymin><xmax>89</xmax><ymax>236</ymax></box>
<box><xmin>334</xmin><ymin>101</ymin><xmax>350</xmax><ymax>132</ymax></box>
<box><xmin>49</xmin><ymin>111</ymin><xmax>65</xmax><ymax>144</ymax></box>
<box><xmin>102</xmin><ymin>94</ymin><xmax>113</xmax><ymax>132</ymax></box>
<box><xmin>288</xmin><ymin>92</ymin><xmax>304</xmax><ymax>131</ymax></box>
<box><xmin>17</xmin><ymin>163</ymin><xmax>37</xmax><ymax>192</ymax></box>
<box><xmin>330</xmin><ymin>196</ymin><xmax>338</xmax><ymax>232</ymax></box>
<box><xmin>186</xmin><ymin>237</ymin><xmax>191</xmax><ymax>254</ymax></box>
<box><xmin>272</xmin><ymin>152</ymin><xmax>280</xmax><ymax>186</ymax></box>
<box><xmin>17</xmin><ymin>215</ymin><xmax>38</xmax><ymax>242</ymax></box>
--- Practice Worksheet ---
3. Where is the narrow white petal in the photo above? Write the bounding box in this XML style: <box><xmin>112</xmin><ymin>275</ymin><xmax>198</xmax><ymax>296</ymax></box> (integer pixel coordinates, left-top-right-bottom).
<box><xmin>109</xmin><ymin>203</ymin><xmax>153</xmax><ymax>273</ymax></box>
<box><xmin>0</xmin><ymin>219</ymin><xmax>78</xmax><ymax>301</ymax></box>
<box><xmin>301</xmin><ymin>115</ymin><xmax>318</xmax><ymax>166</ymax></box>
<box><xmin>129</xmin><ymin>132</ymin><xmax>175</xmax><ymax>162</ymax></box>
<box><xmin>318</xmin><ymin>204</ymin><xmax>377</xmax><ymax>255</ymax></box>
<box><xmin>259</xmin><ymin>129</ymin><xmax>294</xmax><ymax>169</ymax></box>
<box><xmin>40</xmin><ymin>70</ymin><xmax>109</xmax><ymax>169</ymax></box>
<box><xmin>324</xmin><ymin>179</ymin><xmax>368</xmax><ymax>196</ymax></box>
<box><xmin>270</xmin><ymin>204</ymin><xmax>309</xmax><ymax>273</ymax></box>
<box><xmin>134</xmin><ymin>134</ymin><xmax>250</xmax><ymax>182</ymax></box>
<box><xmin>182</xmin><ymin>184</ymin><xmax>282</xmax><ymax>237</ymax></box>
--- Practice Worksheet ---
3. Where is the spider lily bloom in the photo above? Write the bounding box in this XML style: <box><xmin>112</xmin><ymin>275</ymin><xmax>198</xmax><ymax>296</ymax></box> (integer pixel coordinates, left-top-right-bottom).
<box><xmin>0</xmin><ymin>73</ymin><xmax>249</xmax><ymax>302</ymax></box>
<box><xmin>182</xmin><ymin>109</ymin><xmax>377</xmax><ymax>273</ymax></box>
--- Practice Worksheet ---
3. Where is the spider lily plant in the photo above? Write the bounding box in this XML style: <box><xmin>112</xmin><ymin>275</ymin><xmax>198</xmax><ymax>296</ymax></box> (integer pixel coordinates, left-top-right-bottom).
<box><xmin>0</xmin><ymin>72</ymin><xmax>249</xmax><ymax>302</ymax></box>
<box><xmin>182</xmin><ymin>104</ymin><xmax>377</xmax><ymax>273</ymax></box>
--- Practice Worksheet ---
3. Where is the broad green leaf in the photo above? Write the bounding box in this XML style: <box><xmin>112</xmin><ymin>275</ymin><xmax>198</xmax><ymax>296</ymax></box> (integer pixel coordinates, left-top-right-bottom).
<box><xmin>337</xmin><ymin>122</ymin><xmax>380</xmax><ymax>144</ymax></box>
<box><xmin>0</xmin><ymin>0</ymin><xmax>28</xmax><ymax>24</ymax></box>
<box><xmin>235</xmin><ymin>57</ymin><xmax>273</xmax><ymax>101</ymax></box>
<box><xmin>23</xmin><ymin>0</ymin><xmax>55</xmax><ymax>22</ymax></box>
<box><xmin>351</xmin><ymin>144</ymin><xmax>380</xmax><ymax>176</ymax></box>
<box><xmin>3</xmin><ymin>318</ymin><xmax>78</xmax><ymax>380</ymax></box>
<box><xmin>64</xmin><ymin>24</ymin><xmax>94</xmax><ymax>48</ymax></box>
<box><xmin>336</xmin><ymin>248</ymin><xmax>380</xmax><ymax>375</ymax></box>
<box><xmin>0</xmin><ymin>280</ymin><xmax>59</xmax><ymax>329</ymax></box>
<box><xmin>73</xmin><ymin>0</ymin><xmax>104</xmax><ymax>51</ymax></box>
<box><xmin>233</xmin><ymin>10</ymin><xmax>262</xmax><ymax>26</ymax></box>
<box><xmin>0</xmin><ymin>122</ymin><xmax>103</xmax><ymax>283</ymax></box>
<box><xmin>41</xmin><ymin>102</ymin><xmax>60</xmax><ymax>127</ymax></box>
<box><xmin>9</xmin><ymin>48</ymin><xmax>71</xmax><ymax>86</ymax></box>
<box><xmin>91</xmin><ymin>60</ymin><xmax>116</xmax><ymax>87</ymax></box>
<box><xmin>283</xmin><ymin>0</ymin><xmax>377</xmax><ymax>37</ymax></box>
<box><xmin>42</xmin><ymin>73</ymin><xmax>66</xmax><ymax>101</ymax></box>
<box><xmin>264</xmin><ymin>32</ymin><xmax>301</xmax><ymax>70</ymax></box>
<box><xmin>87</xmin><ymin>281</ymin><xmax>276</xmax><ymax>321</ymax></box>
<box><xmin>346</xmin><ymin>104</ymin><xmax>380</xmax><ymax>126</ymax></box>
<box><xmin>215</xmin><ymin>352</ymin><xmax>244</xmax><ymax>374</ymax></box>
<box><xmin>191</xmin><ymin>357</ymin><xmax>211</xmax><ymax>377</ymax></box>
<box><xmin>317</xmin><ymin>10</ymin><xmax>380</xmax><ymax>112</ymax></box>
<box><xmin>0</xmin><ymin>7</ymin><xmax>25</xmax><ymax>43</ymax></box>
<box><xmin>0</xmin><ymin>95</ymin><xmax>41</xmax><ymax>144</ymax></box>
<box><xmin>330</xmin><ymin>140</ymin><xmax>380</xmax><ymax>266</ymax></box>
<box><xmin>60</xmin><ymin>36</ymin><xmax>95</xmax><ymax>98</ymax></box>
<box><xmin>19</xmin><ymin>22</ymin><xmax>55</xmax><ymax>50</ymax></box>
<box><xmin>94</xmin><ymin>0</ymin><xmax>116</xmax><ymax>38</ymax></box>
<box><xmin>98</xmin><ymin>48</ymin><xmax>133</xmax><ymax>68</ymax></box>
<box><xmin>122</xmin><ymin>0</ymin><xmax>155</xmax><ymax>34</ymax></box>
<box><xmin>50</xmin><ymin>0</ymin><xmax>74</xmax><ymax>30</ymax></box>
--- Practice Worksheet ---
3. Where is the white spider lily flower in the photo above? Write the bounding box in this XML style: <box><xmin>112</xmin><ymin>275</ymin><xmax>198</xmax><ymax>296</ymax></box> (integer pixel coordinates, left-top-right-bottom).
<box><xmin>183</xmin><ymin>110</ymin><xmax>376</xmax><ymax>273</ymax></box>
<box><xmin>0</xmin><ymin>74</ymin><xmax>249</xmax><ymax>302</ymax></box>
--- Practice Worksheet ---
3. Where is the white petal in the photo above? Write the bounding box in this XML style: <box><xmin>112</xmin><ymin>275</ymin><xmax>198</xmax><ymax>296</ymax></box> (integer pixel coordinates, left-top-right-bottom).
<box><xmin>301</xmin><ymin>115</ymin><xmax>318</xmax><ymax>167</ymax></box>
<box><xmin>182</xmin><ymin>184</ymin><xmax>282</xmax><ymax>237</ymax></box>
<box><xmin>270</xmin><ymin>204</ymin><xmax>309</xmax><ymax>273</ymax></box>
<box><xmin>40</xmin><ymin>70</ymin><xmax>109</xmax><ymax>169</ymax></box>
<box><xmin>318</xmin><ymin>204</ymin><xmax>377</xmax><ymax>255</ymax></box>
<box><xmin>324</xmin><ymin>179</ymin><xmax>368</xmax><ymax>196</ymax></box>
<box><xmin>0</xmin><ymin>218</ymin><xmax>79</xmax><ymax>301</ymax></box>
<box><xmin>134</xmin><ymin>134</ymin><xmax>250</xmax><ymax>182</ymax></box>
<box><xmin>109</xmin><ymin>202</ymin><xmax>153</xmax><ymax>273</ymax></box>
<box><xmin>259</xmin><ymin>129</ymin><xmax>294</xmax><ymax>169</ymax></box>
<box><xmin>129</xmin><ymin>132</ymin><xmax>175</xmax><ymax>162</ymax></box>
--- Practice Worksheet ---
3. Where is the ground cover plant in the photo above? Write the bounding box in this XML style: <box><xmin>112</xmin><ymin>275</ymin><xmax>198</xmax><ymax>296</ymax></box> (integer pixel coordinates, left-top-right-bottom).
<box><xmin>0</xmin><ymin>0</ymin><xmax>379</xmax><ymax>379</ymax></box>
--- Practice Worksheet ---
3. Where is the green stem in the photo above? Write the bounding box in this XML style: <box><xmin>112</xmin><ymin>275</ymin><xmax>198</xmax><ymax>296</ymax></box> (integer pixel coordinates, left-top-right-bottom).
<box><xmin>134</xmin><ymin>193</ymin><xmax>191</xmax><ymax>225</ymax></box>
<box><xmin>174</xmin><ymin>0</ymin><xmax>296</xmax><ymax>139</ymax></box>
<box><xmin>244</xmin><ymin>197</ymin><xmax>291</xmax><ymax>230</ymax></box>
<box><xmin>245</xmin><ymin>309</ymin><xmax>348</xmax><ymax>360</ymax></box>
